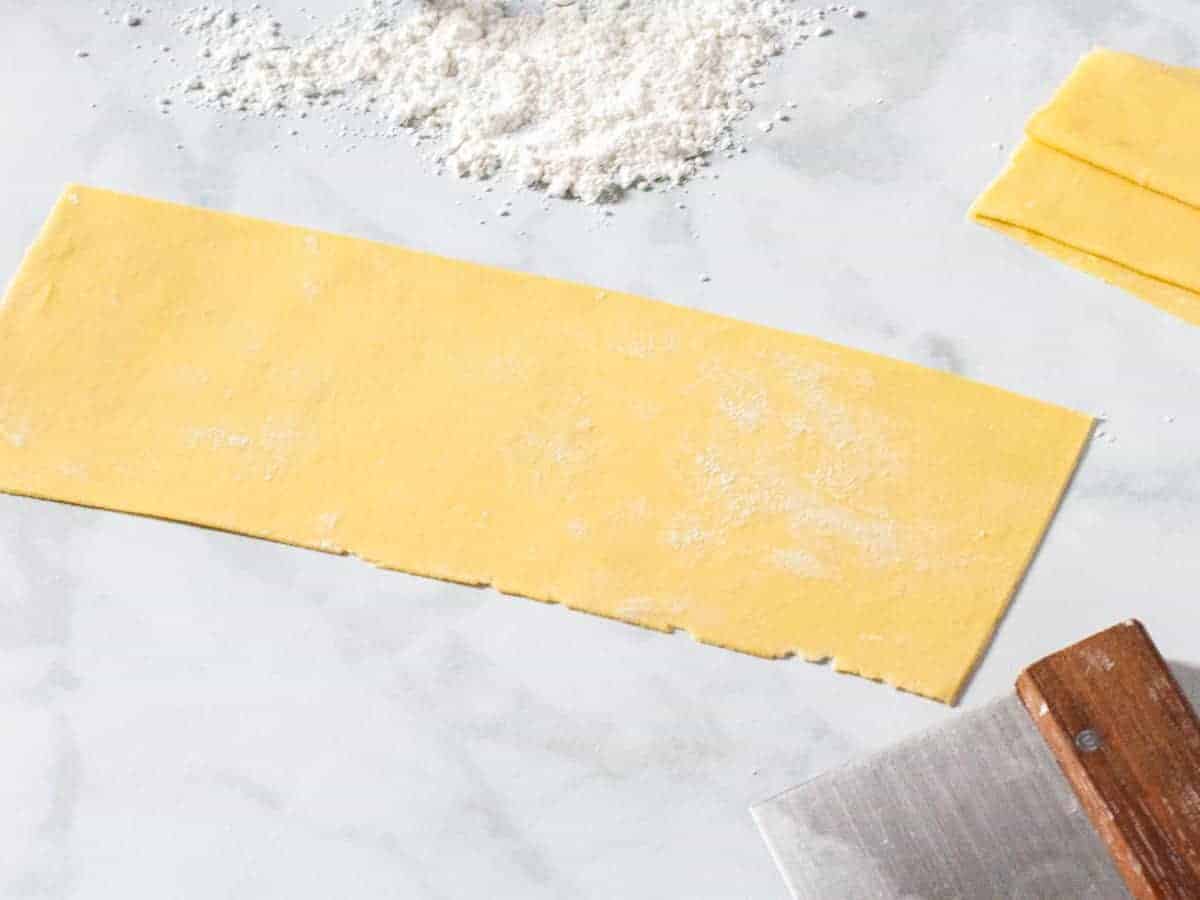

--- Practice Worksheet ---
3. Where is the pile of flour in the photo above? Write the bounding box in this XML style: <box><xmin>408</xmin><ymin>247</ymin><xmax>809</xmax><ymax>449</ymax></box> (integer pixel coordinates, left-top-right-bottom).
<box><xmin>176</xmin><ymin>0</ymin><xmax>863</xmax><ymax>202</ymax></box>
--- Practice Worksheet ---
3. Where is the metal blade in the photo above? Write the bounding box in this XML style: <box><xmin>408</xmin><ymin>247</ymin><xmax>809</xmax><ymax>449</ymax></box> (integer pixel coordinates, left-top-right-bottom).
<box><xmin>751</xmin><ymin>694</ymin><xmax>1128</xmax><ymax>899</ymax></box>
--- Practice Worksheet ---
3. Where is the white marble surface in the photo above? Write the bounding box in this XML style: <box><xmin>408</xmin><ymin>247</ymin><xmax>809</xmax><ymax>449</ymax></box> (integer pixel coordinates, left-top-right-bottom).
<box><xmin>2</xmin><ymin>1</ymin><xmax>1199</xmax><ymax>897</ymax></box>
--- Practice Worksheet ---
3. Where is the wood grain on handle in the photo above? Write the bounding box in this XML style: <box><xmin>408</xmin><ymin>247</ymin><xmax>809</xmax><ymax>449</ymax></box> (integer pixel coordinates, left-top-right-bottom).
<box><xmin>1016</xmin><ymin>620</ymin><xmax>1200</xmax><ymax>900</ymax></box>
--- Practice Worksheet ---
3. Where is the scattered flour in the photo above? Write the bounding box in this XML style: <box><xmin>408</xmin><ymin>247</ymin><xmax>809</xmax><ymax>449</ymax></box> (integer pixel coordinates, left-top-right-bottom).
<box><xmin>772</xmin><ymin>547</ymin><xmax>827</xmax><ymax>578</ymax></box>
<box><xmin>173</xmin><ymin>0</ymin><xmax>863</xmax><ymax>202</ymax></box>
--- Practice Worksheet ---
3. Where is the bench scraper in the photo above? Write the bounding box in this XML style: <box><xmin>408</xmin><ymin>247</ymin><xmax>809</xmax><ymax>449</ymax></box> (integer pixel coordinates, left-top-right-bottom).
<box><xmin>752</xmin><ymin>620</ymin><xmax>1200</xmax><ymax>899</ymax></box>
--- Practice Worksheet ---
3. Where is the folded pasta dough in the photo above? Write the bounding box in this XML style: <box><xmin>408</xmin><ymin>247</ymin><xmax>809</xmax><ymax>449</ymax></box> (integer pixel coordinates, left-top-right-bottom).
<box><xmin>972</xmin><ymin>48</ymin><xmax>1200</xmax><ymax>325</ymax></box>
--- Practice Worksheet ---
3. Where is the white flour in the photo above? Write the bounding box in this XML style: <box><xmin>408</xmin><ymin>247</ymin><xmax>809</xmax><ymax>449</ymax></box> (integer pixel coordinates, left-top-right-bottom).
<box><xmin>175</xmin><ymin>1</ymin><xmax>862</xmax><ymax>202</ymax></box>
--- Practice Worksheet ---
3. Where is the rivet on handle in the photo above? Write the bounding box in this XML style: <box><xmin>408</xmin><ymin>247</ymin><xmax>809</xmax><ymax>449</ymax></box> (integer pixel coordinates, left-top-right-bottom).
<box><xmin>1074</xmin><ymin>728</ymin><xmax>1102</xmax><ymax>753</ymax></box>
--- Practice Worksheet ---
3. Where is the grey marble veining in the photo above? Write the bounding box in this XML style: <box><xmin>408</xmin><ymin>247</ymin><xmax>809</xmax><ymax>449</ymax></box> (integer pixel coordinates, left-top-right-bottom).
<box><xmin>1</xmin><ymin>1</ymin><xmax>1199</xmax><ymax>897</ymax></box>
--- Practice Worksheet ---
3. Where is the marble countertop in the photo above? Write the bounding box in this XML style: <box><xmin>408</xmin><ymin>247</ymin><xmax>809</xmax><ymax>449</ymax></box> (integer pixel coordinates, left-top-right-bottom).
<box><xmin>3</xmin><ymin>1</ymin><xmax>1198</xmax><ymax>897</ymax></box>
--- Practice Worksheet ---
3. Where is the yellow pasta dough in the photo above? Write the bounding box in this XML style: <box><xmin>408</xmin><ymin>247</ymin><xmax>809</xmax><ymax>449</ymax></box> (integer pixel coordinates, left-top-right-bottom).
<box><xmin>0</xmin><ymin>186</ymin><xmax>1091</xmax><ymax>701</ymax></box>
<box><xmin>972</xmin><ymin>48</ymin><xmax>1200</xmax><ymax>325</ymax></box>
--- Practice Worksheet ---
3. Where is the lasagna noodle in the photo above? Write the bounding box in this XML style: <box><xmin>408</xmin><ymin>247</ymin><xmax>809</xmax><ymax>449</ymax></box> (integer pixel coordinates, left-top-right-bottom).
<box><xmin>0</xmin><ymin>185</ymin><xmax>1093</xmax><ymax>702</ymax></box>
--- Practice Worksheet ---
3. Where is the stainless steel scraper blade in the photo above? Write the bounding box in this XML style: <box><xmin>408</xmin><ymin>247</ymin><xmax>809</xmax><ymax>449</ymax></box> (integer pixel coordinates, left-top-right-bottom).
<box><xmin>751</xmin><ymin>695</ymin><xmax>1128</xmax><ymax>899</ymax></box>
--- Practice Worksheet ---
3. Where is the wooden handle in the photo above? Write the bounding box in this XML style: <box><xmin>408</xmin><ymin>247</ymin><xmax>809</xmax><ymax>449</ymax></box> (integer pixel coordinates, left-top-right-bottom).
<box><xmin>1016</xmin><ymin>620</ymin><xmax>1200</xmax><ymax>899</ymax></box>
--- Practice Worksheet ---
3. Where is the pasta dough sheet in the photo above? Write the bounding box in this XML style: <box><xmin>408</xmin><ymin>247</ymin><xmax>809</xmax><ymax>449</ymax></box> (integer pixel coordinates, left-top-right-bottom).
<box><xmin>0</xmin><ymin>186</ymin><xmax>1092</xmax><ymax>702</ymax></box>
<box><xmin>971</xmin><ymin>48</ymin><xmax>1200</xmax><ymax>325</ymax></box>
